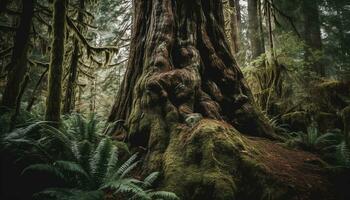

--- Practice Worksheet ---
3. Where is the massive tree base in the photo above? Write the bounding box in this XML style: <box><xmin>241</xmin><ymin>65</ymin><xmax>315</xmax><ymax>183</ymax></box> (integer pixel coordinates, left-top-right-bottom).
<box><xmin>107</xmin><ymin>1</ymin><xmax>339</xmax><ymax>199</ymax></box>
<box><xmin>144</xmin><ymin>119</ymin><xmax>335</xmax><ymax>200</ymax></box>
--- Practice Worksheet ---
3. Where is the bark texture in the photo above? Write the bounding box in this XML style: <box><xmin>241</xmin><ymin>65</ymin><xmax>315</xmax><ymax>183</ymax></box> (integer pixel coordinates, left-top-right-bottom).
<box><xmin>228</xmin><ymin>0</ymin><xmax>241</xmax><ymax>54</ymax></box>
<box><xmin>109</xmin><ymin>0</ymin><xmax>274</xmax><ymax>139</ymax></box>
<box><xmin>109</xmin><ymin>0</ymin><xmax>333</xmax><ymax>199</ymax></box>
<box><xmin>248</xmin><ymin>0</ymin><xmax>265</xmax><ymax>59</ymax></box>
<box><xmin>1</xmin><ymin>0</ymin><xmax>34</xmax><ymax>109</ymax></box>
<box><xmin>302</xmin><ymin>0</ymin><xmax>324</xmax><ymax>76</ymax></box>
<box><xmin>62</xmin><ymin>0</ymin><xmax>84</xmax><ymax>114</ymax></box>
<box><xmin>45</xmin><ymin>0</ymin><xmax>66</xmax><ymax>122</ymax></box>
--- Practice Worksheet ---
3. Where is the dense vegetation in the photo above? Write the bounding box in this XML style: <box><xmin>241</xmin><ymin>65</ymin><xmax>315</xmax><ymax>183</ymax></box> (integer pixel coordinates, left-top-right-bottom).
<box><xmin>0</xmin><ymin>0</ymin><xmax>349</xmax><ymax>199</ymax></box>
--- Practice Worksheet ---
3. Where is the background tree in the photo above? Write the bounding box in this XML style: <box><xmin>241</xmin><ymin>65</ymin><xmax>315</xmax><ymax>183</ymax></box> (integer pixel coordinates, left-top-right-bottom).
<box><xmin>247</xmin><ymin>0</ymin><xmax>265</xmax><ymax>59</ymax></box>
<box><xmin>45</xmin><ymin>0</ymin><xmax>66</xmax><ymax>123</ymax></box>
<box><xmin>1</xmin><ymin>0</ymin><xmax>34</xmax><ymax>110</ymax></box>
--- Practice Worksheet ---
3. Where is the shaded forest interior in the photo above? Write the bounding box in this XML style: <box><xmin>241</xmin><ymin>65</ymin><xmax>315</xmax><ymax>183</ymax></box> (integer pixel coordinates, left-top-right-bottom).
<box><xmin>0</xmin><ymin>0</ymin><xmax>350</xmax><ymax>199</ymax></box>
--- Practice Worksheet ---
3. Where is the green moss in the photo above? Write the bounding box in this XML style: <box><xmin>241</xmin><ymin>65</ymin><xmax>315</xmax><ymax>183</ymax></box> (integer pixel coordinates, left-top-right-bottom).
<box><xmin>147</xmin><ymin>119</ymin><xmax>332</xmax><ymax>200</ymax></box>
<box><xmin>160</xmin><ymin>120</ymin><xmax>249</xmax><ymax>199</ymax></box>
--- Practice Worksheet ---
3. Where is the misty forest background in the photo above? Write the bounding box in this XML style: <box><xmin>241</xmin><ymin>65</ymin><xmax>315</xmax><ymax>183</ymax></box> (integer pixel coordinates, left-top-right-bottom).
<box><xmin>0</xmin><ymin>0</ymin><xmax>350</xmax><ymax>200</ymax></box>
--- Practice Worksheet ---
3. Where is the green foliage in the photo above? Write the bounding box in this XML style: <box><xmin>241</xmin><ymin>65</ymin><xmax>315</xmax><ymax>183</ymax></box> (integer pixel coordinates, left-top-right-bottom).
<box><xmin>286</xmin><ymin>127</ymin><xmax>337</xmax><ymax>151</ymax></box>
<box><xmin>1</xmin><ymin>114</ymin><xmax>179</xmax><ymax>200</ymax></box>
<box><xmin>286</xmin><ymin>126</ymin><xmax>350</xmax><ymax>168</ymax></box>
<box><xmin>333</xmin><ymin>141</ymin><xmax>350</xmax><ymax>167</ymax></box>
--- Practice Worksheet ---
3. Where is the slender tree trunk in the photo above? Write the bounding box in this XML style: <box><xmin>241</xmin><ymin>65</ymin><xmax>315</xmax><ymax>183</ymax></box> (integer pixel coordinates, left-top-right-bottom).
<box><xmin>228</xmin><ymin>0</ymin><xmax>241</xmax><ymax>54</ymax></box>
<box><xmin>62</xmin><ymin>39</ymin><xmax>79</xmax><ymax>114</ymax></box>
<box><xmin>45</xmin><ymin>0</ymin><xmax>66</xmax><ymax>122</ymax></box>
<box><xmin>1</xmin><ymin>0</ymin><xmax>34</xmax><ymax>109</ymax></box>
<box><xmin>334</xmin><ymin>2</ymin><xmax>347</xmax><ymax>58</ymax></box>
<box><xmin>10</xmin><ymin>75</ymin><xmax>30</xmax><ymax>130</ymax></box>
<box><xmin>248</xmin><ymin>0</ymin><xmax>264</xmax><ymax>59</ymax></box>
<box><xmin>302</xmin><ymin>0</ymin><xmax>324</xmax><ymax>76</ymax></box>
<box><xmin>26</xmin><ymin>68</ymin><xmax>48</xmax><ymax>111</ymax></box>
<box><xmin>62</xmin><ymin>0</ymin><xmax>84</xmax><ymax>114</ymax></box>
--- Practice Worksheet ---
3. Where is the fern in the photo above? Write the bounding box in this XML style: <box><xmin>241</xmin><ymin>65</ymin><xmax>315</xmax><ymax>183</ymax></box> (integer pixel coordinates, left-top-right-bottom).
<box><xmin>101</xmin><ymin>178</ymin><xmax>143</xmax><ymax>193</ymax></box>
<box><xmin>116</xmin><ymin>153</ymin><xmax>138</xmax><ymax>177</ymax></box>
<box><xmin>90</xmin><ymin>138</ymin><xmax>113</xmax><ymax>186</ymax></box>
<box><xmin>285</xmin><ymin>127</ymin><xmax>340</xmax><ymax>152</ymax></box>
<box><xmin>22</xmin><ymin>164</ymin><xmax>65</xmax><ymax>180</ymax></box>
<box><xmin>143</xmin><ymin>172</ymin><xmax>160</xmax><ymax>188</ymax></box>
<box><xmin>334</xmin><ymin>141</ymin><xmax>350</xmax><ymax>167</ymax></box>
<box><xmin>34</xmin><ymin>188</ymin><xmax>104</xmax><ymax>200</ymax></box>
<box><xmin>104</xmin><ymin>146</ymin><xmax>119</xmax><ymax>181</ymax></box>
<box><xmin>4</xmin><ymin>115</ymin><xmax>179</xmax><ymax>200</ymax></box>
<box><xmin>148</xmin><ymin>191</ymin><xmax>180</xmax><ymax>200</ymax></box>
<box><xmin>53</xmin><ymin>160</ymin><xmax>90</xmax><ymax>181</ymax></box>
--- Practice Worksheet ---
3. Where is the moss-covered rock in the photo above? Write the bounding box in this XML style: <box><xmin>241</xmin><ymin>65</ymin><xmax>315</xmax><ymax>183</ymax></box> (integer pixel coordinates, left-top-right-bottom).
<box><xmin>147</xmin><ymin>119</ymin><xmax>335</xmax><ymax>200</ymax></box>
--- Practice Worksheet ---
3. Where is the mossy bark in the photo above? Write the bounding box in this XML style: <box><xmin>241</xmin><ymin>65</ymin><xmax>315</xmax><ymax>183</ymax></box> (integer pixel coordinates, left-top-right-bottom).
<box><xmin>62</xmin><ymin>0</ymin><xmax>85</xmax><ymax>115</ymax></box>
<box><xmin>106</xmin><ymin>0</ymin><xmax>334</xmax><ymax>199</ymax></box>
<box><xmin>302</xmin><ymin>0</ymin><xmax>324</xmax><ymax>76</ymax></box>
<box><xmin>159</xmin><ymin>120</ymin><xmax>333</xmax><ymax>200</ymax></box>
<box><xmin>1</xmin><ymin>0</ymin><xmax>34</xmax><ymax>109</ymax></box>
<box><xmin>109</xmin><ymin>0</ymin><xmax>275</xmax><ymax>139</ymax></box>
<box><xmin>228</xmin><ymin>0</ymin><xmax>241</xmax><ymax>55</ymax></box>
<box><xmin>247</xmin><ymin>0</ymin><xmax>265</xmax><ymax>59</ymax></box>
<box><xmin>45</xmin><ymin>0</ymin><xmax>66</xmax><ymax>123</ymax></box>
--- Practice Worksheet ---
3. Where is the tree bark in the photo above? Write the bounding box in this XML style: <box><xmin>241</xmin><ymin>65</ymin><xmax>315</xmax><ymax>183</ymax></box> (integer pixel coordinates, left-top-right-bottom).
<box><xmin>109</xmin><ymin>0</ymin><xmax>275</xmax><ymax>139</ymax></box>
<box><xmin>302</xmin><ymin>0</ymin><xmax>324</xmax><ymax>76</ymax></box>
<box><xmin>248</xmin><ymin>0</ymin><xmax>265</xmax><ymax>59</ymax></box>
<box><xmin>62</xmin><ymin>0</ymin><xmax>85</xmax><ymax>115</ymax></box>
<box><xmin>1</xmin><ymin>0</ymin><xmax>34</xmax><ymax>109</ymax></box>
<box><xmin>45</xmin><ymin>0</ymin><xmax>66</xmax><ymax>122</ymax></box>
<box><xmin>107</xmin><ymin>0</ymin><xmax>336</xmax><ymax>199</ymax></box>
<box><xmin>228</xmin><ymin>0</ymin><xmax>241</xmax><ymax>54</ymax></box>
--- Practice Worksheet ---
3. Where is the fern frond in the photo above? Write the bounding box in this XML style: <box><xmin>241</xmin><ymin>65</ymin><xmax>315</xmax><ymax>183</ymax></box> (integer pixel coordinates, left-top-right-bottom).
<box><xmin>3</xmin><ymin>121</ymin><xmax>47</xmax><ymax>141</ymax></box>
<box><xmin>142</xmin><ymin>172</ymin><xmax>160</xmax><ymax>188</ymax></box>
<box><xmin>101</xmin><ymin>178</ymin><xmax>145</xmax><ymax>197</ymax></box>
<box><xmin>90</xmin><ymin>138</ymin><xmax>113</xmax><ymax>185</ymax></box>
<box><xmin>34</xmin><ymin>188</ymin><xmax>103</xmax><ymax>200</ymax></box>
<box><xmin>148</xmin><ymin>191</ymin><xmax>180</xmax><ymax>200</ymax></box>
<box><xmin>104</xmin><ymin>146</ymin><xmax>119</xmax><ymax>182</ymax></box>
<box><xmin>335</xmin><ymin>141</ymin><xmax>350</xmax><ymax>167</ymax></box>
<box><xmin>54</xmin><ymin>160</ymin><xmax>90</xmax><ymax>180</ymax></box>
<box><xmin>121</xmin><ymin>160</ymin><xmax>139</xmax><ymax>178</ymax></box>
<box><xmin>22</xmin><ymin>164</ymin><xmax>65</xmax><ymax>180</ymax></box>
<box><xmin>115</xmin><ymin>153</ymin><xmax>138</xmax><ymax>177</ymax></box>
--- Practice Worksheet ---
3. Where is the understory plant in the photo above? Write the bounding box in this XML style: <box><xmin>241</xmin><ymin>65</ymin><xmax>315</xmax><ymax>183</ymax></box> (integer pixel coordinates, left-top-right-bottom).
<box><xmin>1</xmin><ymin>114</ymin><xmax>178</xmax><ymax>200</ymax></box>
<box><xmin>286</xmin><ymin>126</ymin><xmax>350</xmax><ymax>168</ymax></box>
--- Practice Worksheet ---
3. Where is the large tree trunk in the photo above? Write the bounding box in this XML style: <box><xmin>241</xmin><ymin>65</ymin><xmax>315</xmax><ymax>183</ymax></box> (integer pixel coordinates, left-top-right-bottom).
<box><xmin>108</xmin><ymin>0</ymin><xmax>334</xmax><ymax>199</ymax></box>
<box><xmin>1</xmin><ymin>0</ymin><xmax>34</xmax><ymax>109</ymax></box>
<box><xmin>109</xmin><ymin>0</ymin><xmax>274</xmax><ymax>139</ymax></box>
<box><xmin>45</xmin><ymin>0</ymin><xmax>66</xmax><ymax>122</ymax></box>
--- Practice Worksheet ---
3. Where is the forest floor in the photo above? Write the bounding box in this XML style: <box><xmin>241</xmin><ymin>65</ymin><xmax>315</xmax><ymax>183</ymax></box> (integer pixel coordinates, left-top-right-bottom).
<box><xmin>248</xmin><ymin>136</ymin><xmax>334</xmax><ymax>199</ymax></box>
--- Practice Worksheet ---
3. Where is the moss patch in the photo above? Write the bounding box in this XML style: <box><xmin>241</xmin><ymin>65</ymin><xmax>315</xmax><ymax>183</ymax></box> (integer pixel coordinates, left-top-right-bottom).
<box><xmin>147</xmin><ymin>119</ymin><xmax>336</xmax><ymax>200</ymax></box>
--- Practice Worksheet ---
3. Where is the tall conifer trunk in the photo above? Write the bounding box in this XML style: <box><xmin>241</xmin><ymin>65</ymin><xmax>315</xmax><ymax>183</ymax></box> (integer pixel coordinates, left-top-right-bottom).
<box><xmin>1</xmin><ymin>0</ymin><xmax>34</xmax><ymax>109</ymax></box>
<box><xmin>247</xmin><ymin>0</ymin><xmax>264</xmax><ymax>59</ymax></box>
<box><xmin>62</xmin><ymin>0</ymin><xmax>84</xmax><ymax>114</ymax></box>
<box><xmin>45</xmin><ymin>0</ymin><xmax>66</xmax><ymax>122</ymax></box>
<box><xmin>302</xmin><ymin>0</ymin><xmax>324</xmax><ymax>76</ymax></box>
<box><xmin>228</xmin><ymin>0</ymin><xmax>241</xmax><ymax>54</ymax></box>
